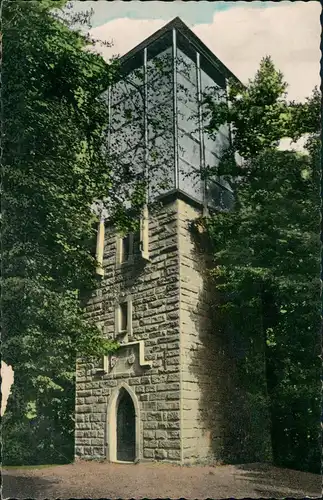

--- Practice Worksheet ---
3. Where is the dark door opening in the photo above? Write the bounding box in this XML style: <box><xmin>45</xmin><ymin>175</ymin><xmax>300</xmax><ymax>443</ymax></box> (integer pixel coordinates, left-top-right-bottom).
<box><xmin>116</xmin><ymin>389</ymin><xmax>136</xmax><ymax>461</ymax></box>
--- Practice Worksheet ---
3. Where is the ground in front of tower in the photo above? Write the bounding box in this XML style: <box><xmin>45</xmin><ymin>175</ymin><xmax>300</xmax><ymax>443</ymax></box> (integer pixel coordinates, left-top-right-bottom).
<box><xmin>3</xmin><ymin>461</ymin><xmax>320</xmax><ymax>499</ymax></box>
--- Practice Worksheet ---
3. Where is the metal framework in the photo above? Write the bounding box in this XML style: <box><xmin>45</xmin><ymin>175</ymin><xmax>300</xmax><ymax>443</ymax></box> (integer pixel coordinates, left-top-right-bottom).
<box><xmin>172</xmin><ymin>28</ymin><xmax>179</xmax><ymax>190</ymax></box>
<box><xmin>107</xmin><ymin>18</ymin><xmax>238</xmax><ymax>210</ymax></box>
<box><xmin>196</xmin><ymin>51</ymin><xmax>206</xmax><ymax>207</ymax></box>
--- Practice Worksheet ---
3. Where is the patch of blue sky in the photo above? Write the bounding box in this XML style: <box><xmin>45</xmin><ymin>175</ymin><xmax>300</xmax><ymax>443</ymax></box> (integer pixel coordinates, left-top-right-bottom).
<box><xmin>69</xmin><ymin>1</ymin><xmax>281</xmax><ymax>29</ymax></box>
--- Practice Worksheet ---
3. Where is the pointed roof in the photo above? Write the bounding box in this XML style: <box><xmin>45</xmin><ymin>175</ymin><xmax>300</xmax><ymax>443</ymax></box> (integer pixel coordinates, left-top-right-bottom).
<box><xmin>119</xmin><ymin>17</ymin><xmax>241</xmax><ymax>83</ymax></box>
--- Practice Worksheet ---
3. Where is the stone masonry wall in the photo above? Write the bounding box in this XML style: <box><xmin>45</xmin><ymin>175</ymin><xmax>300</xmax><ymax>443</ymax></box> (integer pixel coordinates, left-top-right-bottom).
<box><xmin>178</xmin><ymin>200</ymin><xmax>236</xmax><ymax>465</ymax></box>
<box><xmin>177</xmin><ymin>199</ymin><xmax>272</xmax><ymax>465</ymax></box>
<box><xmin>75</xmin><ymin>199</ymin><xmax>183</xmax><ymax>462</ymax></box>
<box><xmin>75</xmin><ymin>195</ymin><xmax>271</xmax><ymax>464</ymax></box>
<box><xmin>178</xmin><ymin>200</ymin><xmax>211</xmax><ymax>463</ymax></box>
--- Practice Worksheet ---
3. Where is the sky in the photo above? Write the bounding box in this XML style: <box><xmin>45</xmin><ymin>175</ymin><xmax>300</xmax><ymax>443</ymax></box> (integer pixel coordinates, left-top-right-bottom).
<box><xmin>70</xmin><ymin>0</ymin><xmax>321</xmax><ymax>103</ymax></box>
<box><xmin>1</xmin><ymin>0</ymin><xmax>321</xmax><ymax>414</ymax></box>
<box><xmin>1</xmin><ymin>362</ymin><xmax>14</xmax><ymax>417</ymax></box>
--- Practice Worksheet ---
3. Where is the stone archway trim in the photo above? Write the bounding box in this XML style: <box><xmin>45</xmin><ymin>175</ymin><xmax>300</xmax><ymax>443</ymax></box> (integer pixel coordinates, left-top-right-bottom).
<box><xmin>106</xmin><ymin>381</ymin><xmax>140</xmax><ymax>462</ymax></box>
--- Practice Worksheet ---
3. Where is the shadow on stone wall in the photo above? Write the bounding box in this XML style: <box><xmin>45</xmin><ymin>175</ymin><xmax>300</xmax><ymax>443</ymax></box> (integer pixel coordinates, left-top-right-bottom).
<box><xmin>187</xmin><ymin>223</ymin><xmax>272</xmax><ymax>465</ymax></box>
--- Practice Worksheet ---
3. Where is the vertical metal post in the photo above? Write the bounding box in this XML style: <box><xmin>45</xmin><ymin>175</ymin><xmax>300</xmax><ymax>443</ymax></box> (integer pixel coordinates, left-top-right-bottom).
<box><xmin>225</xmin><ymin>77</ymin><xmax>234</xmax><ymax>151</ymax></box>
<box><xmin>172</xmin><ymin>28</ymin><xmax>179</xmax><ymax>190</ymax></box>
<box><xmin>196</xmin><ymin>52</ymin><xmax>207</xmax><ymax>212</ymax></box>
<box><xmin>107</xmin><ymin>86</ymin><xmax>111</xmax><ymax>152</ymax></box>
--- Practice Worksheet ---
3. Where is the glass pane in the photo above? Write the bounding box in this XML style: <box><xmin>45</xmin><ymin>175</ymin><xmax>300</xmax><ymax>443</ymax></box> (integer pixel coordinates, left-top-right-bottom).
<box><xmin>177</xmin><ymin>48</ymin><xmax>197</xmax><ymax>85</ymax></box>
<box><xmin>204</xmin><ymin>144</ymin><xmax>232</xmax><ymax>193</ymax></box>
<box><xmin>177</xmin><ymin>72</ymin><xmax>198</xmax><ymax>108</ymax></box>
<box><xmin>111</xmin><ymin>79</ymin><xmax>144</xmax><ymax>107</ymax></box>
<box><xmin>206</xmin><ymin>180</ymin><xmax>221</xmax><ymax>208</ymax></box>
<box><xmin>178</xmin><ymin>131</ymin><xmax>200</xmax><ymax>168</ymax></box>
<box><xmin>201</xmin><ymin>70</ymin><xmax>224</xmax><ymax>99</ymax></box>
<box><xmin>148</xmin><ymin>133</ymin><xmax>174</xmax><ymax>166</ymax></box>
<box><xmin>110</xmin><ymin>121</ymin><xmax>144</xmax><ymax>155</ymax></box>
<box><xmin>204</xmin><ymin>127</ymin><xmax>230</xmax><ymax>160</ymax></box>
<box><xmin>119</xmin><ymin>146</ymin><xmax>145</xmax><ymax>172</ymax></box>
<box><xmin>206</xmin><ymin>181</ymin><xmax>234</xmax><ymax>211</ymax></box>
<box><xmin>204</xmin><ymin>148</ymin><xmax>219</xmax><ymax>168</ymax></box>
<box><xmin>147</xmin><ymin>72</ymin><xmax>173</xmax><ymax>109</ymax></box>
<box><xmin>148</xmin><ymin>133</ymin><xmax>175</xmax><ymax>197</ymax></box>
<box><xmin>110</xmin><ymin>98</ymin><xmax>143</xmax><ymax>131</ymax></box>
<box><xmin>124</xmin><ymin>65</ymin><xmax>144</xmax><ymax>87</ymax></box>
<box><xmin>147</xmin><ymin>46</ymin><xmax>173</xmax><ymax>82</ymax></box>
<box><xmin>179</xmin><ymin>158</ymin><xmax>203</xmax><ymax>201</ymax></box>
<box><xmin>177</xmin><ymin>102</ymin><xmax>199</xmax><ymax>138</ymax></box>
<box><xmin>148</xmin><ymin>98</ymin><xmax>173</xmax><ymax>138</ymax></box>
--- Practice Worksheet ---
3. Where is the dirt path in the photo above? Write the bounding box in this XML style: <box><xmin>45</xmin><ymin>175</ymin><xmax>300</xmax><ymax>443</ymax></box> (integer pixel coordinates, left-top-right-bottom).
<box><xmin>3</xmin><ymin>461</ymin><xmax>321</xmax><ymax>499</ymax></box>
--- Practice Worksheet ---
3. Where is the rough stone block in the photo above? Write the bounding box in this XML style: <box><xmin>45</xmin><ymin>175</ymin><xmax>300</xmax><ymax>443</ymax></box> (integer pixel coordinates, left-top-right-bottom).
<box><xmin>166</xmin><ymin>391</ymin><xmax>181</xmax><ymax>400</ymax></box>
<box><xmin>145</xmin><ymin>421</ymin><xmax>158</xmax><ymax>430</ymax></box>
<box><xmin>92</xmin><ymin>447</ymin><xmax>105</xmax><ymax>456</ymax></box>
<box><xmin>159</xmin><ymin>421</ymin><xmax>180</xmax><ymax>430</ymax></box>
<box><xmin>144</xmin><ymin>439</ymin><xmax>158</xmax><ymax>448</ymax></box>
<box><xmin>155</xmin><ymin>430</ymin><xmax>167</xmax><ymax>440</ymax></box>
<box><xmin>128</xmin><ymin>377</ymin><xmax>141</xmax><ymax>385</ymax></box>
<box><xmin>143</xmin><ymin>449</ymin><xmax>155</xmax><ymax>459</ymax></box>
<box><xmin>158</xmin><ymin>439</ymin><xmax>181</xmax><ymax>449</ymax></box>
<box><xmin>149</xmin><ymin>392</ymin><xmax>165</xmax><ymax>401</ymax></box>
<box><xmin>143</xmin><ymin>430</ymin><xmax>156</xmax><ymax>439</ymax></box>
<box><xmin>147</xmin><ymin>412</ymin><xmax>162</xmax><ymax>421</ymax></box>
<box><xmin>165</xmin><ymin>411</ymin><xmax>180</xmax><ymax>421</ymax></box>
<box><xmin>142</xmin><ymin>402</ymin><xmax>157</xmax><ymax>411</ymax></box>
<box><xmin>85</xmin><ymin>396</ymin><xmax>97</xmax><ymax>404</ymax></box>
<box><xmin>155</xmin><ymin>449</ymin><xmax>167</xmax><ymax>459</ymax></box>
<box><xmin>167</xmin><ymin>449</ymin><xmax>181</xmax><ymax>460</ymax></box>
<box><xmin>91</xmin><ymin>438</ymin><xmax>103</xmax><ymax>446</ymax></box>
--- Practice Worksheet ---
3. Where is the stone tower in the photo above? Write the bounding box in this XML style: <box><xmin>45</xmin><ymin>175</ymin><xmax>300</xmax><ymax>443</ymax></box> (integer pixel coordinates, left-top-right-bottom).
<box><xmin>75</xmin><ymin>18</ymin><xmax>272</xmax><ymax>465</ymax></box>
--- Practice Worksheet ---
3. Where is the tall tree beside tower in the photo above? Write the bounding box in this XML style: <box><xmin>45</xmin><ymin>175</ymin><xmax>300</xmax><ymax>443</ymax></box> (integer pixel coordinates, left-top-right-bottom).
<box><xmin>201</xmin><ymin>57</ymin><xmax>321</xmax><ymax>473</ymax></box>
<box><xmin>1</xmin><ymin>0</ymin><xmax>120</xmax><ymax>464</ymax></box>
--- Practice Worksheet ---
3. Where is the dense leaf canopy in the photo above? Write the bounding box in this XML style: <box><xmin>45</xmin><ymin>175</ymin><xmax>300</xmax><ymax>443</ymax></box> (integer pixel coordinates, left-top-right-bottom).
<box><xmin>199</xmin><ymin>57</ymin><xmax>321</xmax><ymax>473</ymax></box>
<box><xmin>2</xmin><ymin>0</ymin><xmax>120</xmax><ymax>464</ymax></box>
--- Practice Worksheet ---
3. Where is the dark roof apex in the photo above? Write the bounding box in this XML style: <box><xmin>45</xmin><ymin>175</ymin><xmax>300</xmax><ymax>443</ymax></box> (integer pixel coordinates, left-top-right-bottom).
<box><xmin>119</xmin><ymin>17</ymin><xmax>241</xmax><ymax>84</ymax></box>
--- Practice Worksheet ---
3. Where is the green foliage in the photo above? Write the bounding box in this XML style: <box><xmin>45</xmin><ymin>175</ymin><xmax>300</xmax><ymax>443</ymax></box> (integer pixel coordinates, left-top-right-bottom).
<box><xmin>201</xmin><ymin>58</ymin><xmax>321</xmax><ymax>472</ymax></box>
<box><xmin>203</xmin><ymin>57</ymin><xmax>291</xmax><ymax>160</ymax></box>
<box><xmin>1</xmin><ymin>0</ymin><xmax>121</xmax><ymax>465</ymax></box>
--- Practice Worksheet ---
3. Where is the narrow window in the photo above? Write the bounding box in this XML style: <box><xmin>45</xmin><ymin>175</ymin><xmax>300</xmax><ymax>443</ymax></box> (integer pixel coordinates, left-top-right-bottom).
<box><xmin>95</xmin><ymin>216</ymin><xmax>105</xmax><ymax>276</ymax></box>
<box><xmin>117</xmin><ymin>206</ymin><xmax>149</xmax><ymax>265</ymax></box>
<box><xmin>115</xmin><ymin>297</ymin><xmax>133</xmax><ymax>343</ymax></box>
<box><xmin>139</xmin><ymin>205</ymin><xmax>149</xmax><ymax>261</ymax></box>
<box><xmin>120</xmin><ymin>234</ymin><xmax>130</xmax><ymax>263</ymax></box>
<box><xmin>119</xmin><ymin>302</ymin><xmax>128</xmax><ymax>332</ymax></box>
<box><xmin>133</xmin><ymin>230</ymin><xmax>141</xmax><ymax>256</ymax></box>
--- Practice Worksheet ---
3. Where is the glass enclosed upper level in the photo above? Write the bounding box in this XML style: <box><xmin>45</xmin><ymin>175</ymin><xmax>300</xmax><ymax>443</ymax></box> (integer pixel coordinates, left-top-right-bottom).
<box><xmin>105</xmin><ymin>18</ymin><xmax>241</xmax><ymax>211</ymax></box>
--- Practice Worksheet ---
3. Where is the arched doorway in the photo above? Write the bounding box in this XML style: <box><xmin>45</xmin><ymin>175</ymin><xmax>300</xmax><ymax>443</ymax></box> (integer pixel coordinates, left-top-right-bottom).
<box><xmin>106</xmin><ymin>382</ymin><xmax>140</xmax><ymax>462</ymax></box>
<box><xmin>116</xmin><ymin>388</ymin><xmax>136</xmax><ymax>461</ymax></box>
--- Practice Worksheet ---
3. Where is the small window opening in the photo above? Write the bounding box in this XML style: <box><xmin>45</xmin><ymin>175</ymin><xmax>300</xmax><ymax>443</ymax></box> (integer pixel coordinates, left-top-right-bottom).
<box><xmin>118</xmin><ymin>208</ymin><xmax>149</xmax><ymax>264</ymax></box>
<box><xmin>119</xmin><ymin>302</ymin><xmax>128</xmax><ymax>332</ymax></box>
<box><xmin>121</xmin><ymin>235</ymin><xmax>130</xmax><ymax>263</ymax></box>
<box><xmin>133</xmin><ymin>230</ymin><xmax>141</xmax><ymax>255</ymax></box>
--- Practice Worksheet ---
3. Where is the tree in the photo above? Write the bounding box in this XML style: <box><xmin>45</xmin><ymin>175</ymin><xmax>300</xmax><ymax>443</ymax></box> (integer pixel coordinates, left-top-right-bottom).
<box><xmin>198</xmin><ymin>57</ymin><xmax>321</xmax><ymax>472</ymax></box>
<box><xmin>1</xmin><ymin>0</ymin><xmax>123</xmax><ymax>464</ymax></box>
